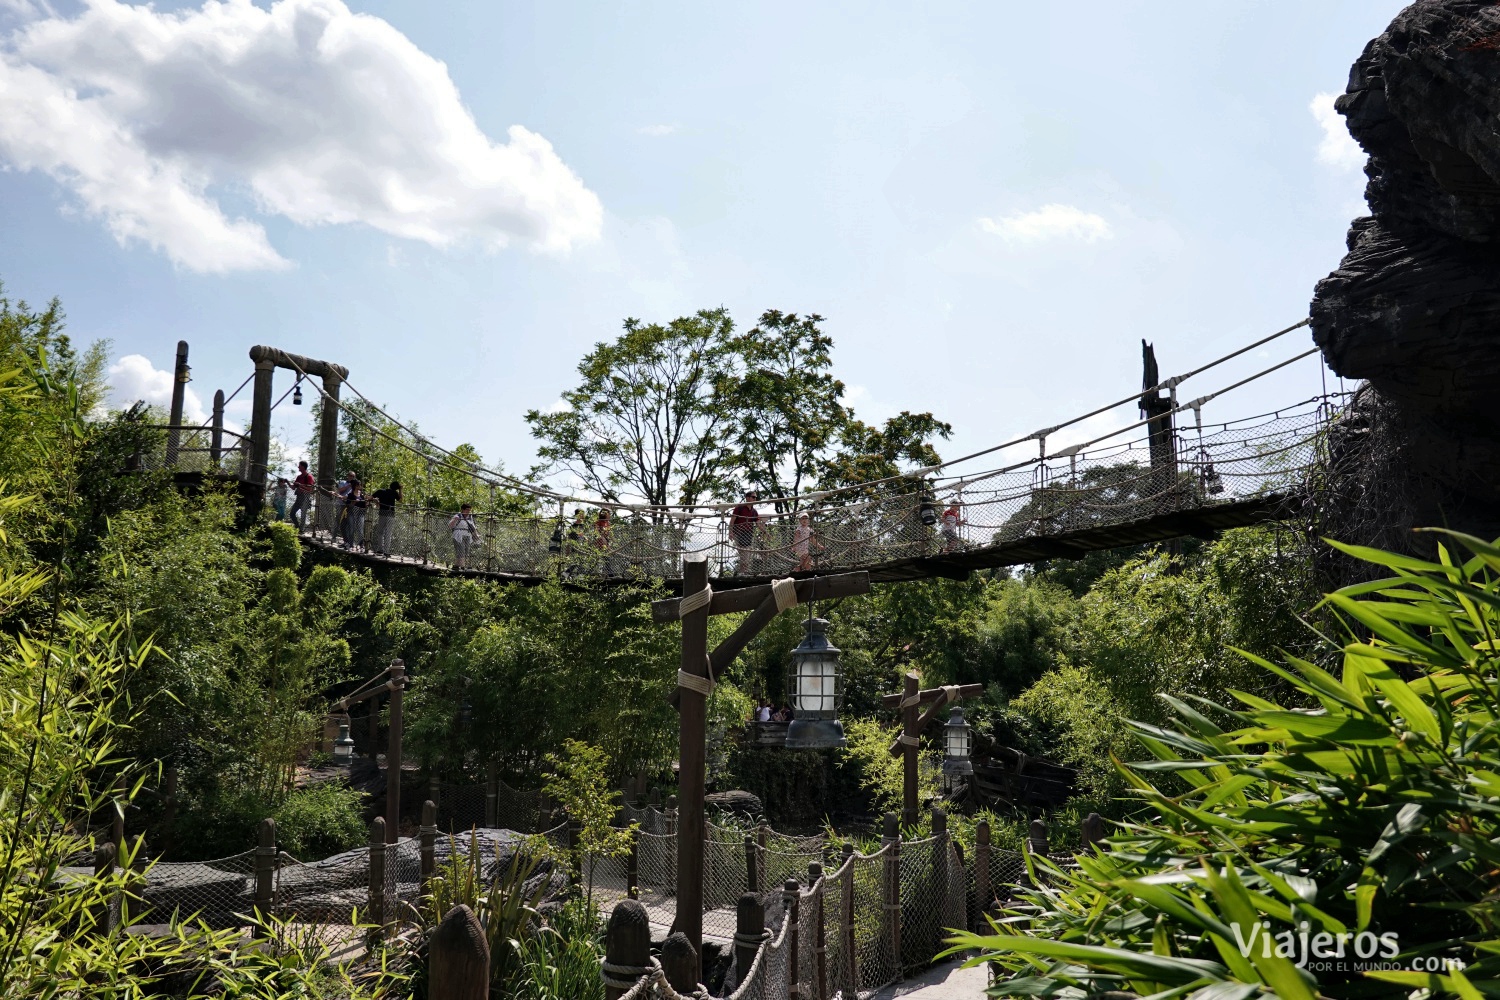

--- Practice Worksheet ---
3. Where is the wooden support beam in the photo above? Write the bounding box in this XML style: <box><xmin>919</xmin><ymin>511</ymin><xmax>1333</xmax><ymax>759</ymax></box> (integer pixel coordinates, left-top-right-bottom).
<box><xmin>650</xmin><ymin>571</ymin><xmax>871</xmax><ymax>624</ymax></box>
<box><xmin>669</xmin><ymin>559</ymin><xmax>709</xmax><ymax>973</ymax></box>
<box><xmin>901</xmin><ymin>673</ymin><xmax>919</xmax><ymax>829</ymax></box>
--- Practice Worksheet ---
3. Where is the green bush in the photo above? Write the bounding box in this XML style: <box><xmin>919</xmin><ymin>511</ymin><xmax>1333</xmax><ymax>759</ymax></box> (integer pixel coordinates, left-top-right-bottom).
<box><xmin>952</xmin><ymin>531</ymin><xmax>1500</xmax><ymax>998</ymax></box>
<box><xmin>272</xmin><ymin>783</ymin><xmax>367</xmax><ymax>860</ymax></box>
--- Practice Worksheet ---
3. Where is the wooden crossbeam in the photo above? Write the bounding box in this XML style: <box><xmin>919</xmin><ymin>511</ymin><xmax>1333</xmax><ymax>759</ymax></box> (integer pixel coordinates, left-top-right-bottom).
<box><xmin>886</xmin><ymin>685</ymin><xmax>983</xmax><ymax>757</ymax></box>
<box><xmin>650</xmin><ymin>571</ymin><xmax>872</xmax><ymax>624</ymax></box>
<box><xmin>880</xmin><ymin>682</ymin><xmax>983</xmax><ymax>709</ymax></box>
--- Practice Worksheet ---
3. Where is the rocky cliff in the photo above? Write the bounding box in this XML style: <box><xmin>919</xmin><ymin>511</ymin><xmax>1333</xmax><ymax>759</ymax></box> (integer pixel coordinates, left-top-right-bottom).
<box><xmin>1311</xmin><ymin>0</ymin><xmax>1500</xmax><ymax>563</ymax></box>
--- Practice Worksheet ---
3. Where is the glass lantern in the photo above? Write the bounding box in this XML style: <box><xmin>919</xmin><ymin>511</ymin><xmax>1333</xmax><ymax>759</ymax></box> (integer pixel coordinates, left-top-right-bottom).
<box><xmin>942</xmin><ymin>704</ymin><xmax>972</xmax><ymax>776</ymax></box>
<box><xmin>333</xmin><ymin>715</ymin><xmax>355</xmax><ymax>767</ymax></box>
<box><xmin>784</xmin><ymin>617</ymin><xmax>847</xmax><ymax>749</ymax></box>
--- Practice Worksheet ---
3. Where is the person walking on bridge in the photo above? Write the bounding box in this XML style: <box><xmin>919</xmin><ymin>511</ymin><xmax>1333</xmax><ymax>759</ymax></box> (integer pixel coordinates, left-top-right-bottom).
<box><xmin>372</xmin><ymin>480</ymin><xmax>402</xmax><ymax>556</ymax></box>
<box><xmin>731</xmin><ymin>491</ymin><xmax>761</xmax><ymax>576</ymax></box>
<box><xmin>346</xmin><ymin>482</ymin><xmax>369</xmax><ymax>552</ymax></box>
<box><xmin>290</xmin><ymin>460</ymin><xmax>315</xmax><ymax>530</ymax></box>
<box><xmin>448</xmin><ymin>503</ymin><xmax>480</xmax><ymax>570</ymax></box>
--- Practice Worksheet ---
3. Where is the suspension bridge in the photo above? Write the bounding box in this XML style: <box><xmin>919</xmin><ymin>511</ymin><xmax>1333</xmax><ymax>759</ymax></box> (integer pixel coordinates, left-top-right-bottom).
<box><xmin>139</xmin><ymin>321</ymin><xmax>1336</xmax><ymax>586</ymax></box>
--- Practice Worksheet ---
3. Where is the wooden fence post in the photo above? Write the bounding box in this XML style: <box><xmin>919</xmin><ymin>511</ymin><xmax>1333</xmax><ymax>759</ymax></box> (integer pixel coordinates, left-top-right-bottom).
<box><xmin>975</xmin><ymin>820</ymin><xmax>992</xmax><ymax>925</ymax></box>
<box><xmin>734</xmin><ymin>892</ymin><xmax>765</xmax><ymax>986</ymax></box>
<box><xmin>484</xmin><ymin>761</ymin><xmax>499</xmax><ymax>829</ymax></box>
<box><xmin>254</xmin><ymin>818</ymin><xmax>277</xmax><ymax>928</ymax></box>
<box><xmin>430</xmin><ymin>903</ymin><xmax>489</xmax><ymax>1000</ymax></box>
<box><xmin>603</xmin><ymin>899</ymin><xmax>653</xmax><ymax>1000</ymax></box>
<box><xmin>369</xmin><ymin>816</ymin><xmax>387</xmax><ymax>936</ymax></box>
<box><xmin>1027</xmin><ymin>817</ymin><xmax>1049</xmax><ymax>856</ymax></box>
<box><xmin>841</xmin><ymin>841</ymin><xmax>858</xmax><ymax>997</ymax></box>
<box><xmin>882</xmin><ymin>812</ymin><xmax>902</xmax><ymax>979</ymax></box>
<box><xmin>420</xmin><ymin>800</ymin><xmax>437</xmax><ymax>893</ymax></box>
<box><xmin>785</xmin><ymin>878</ymin><xmax>801</xmax><ymax>999</ymax></box>
<box><xmin>745</xmin><ymin>834</ymin><xmax>759</xmax><ymax>894</ymax></box>
<box><xmin>92</xmin><ymin>841</ymin><xmax>116</xmax><ymax>937</ymax></box>
<box><xmin>662</xmin><ymin>931</ymin><xmax>699</xmax><ymax>994</ymax></box>
<box><xmin>428</xmin><ymin>775</ymin><xmax>440</xmax><ymax>822</ymax></box>
<box><xmin>932</xmin><ymin>806</ymin><xmax>949</xmax><ymax>950</ymax></box>
<box><xmin>626</xmin><ymin>825</ymin><xmax>639</xmax><ymax>901</ymax></box>
<box><xmin>810</xmin><ymin>860</ymin><xmax>828</xmax><ymax>1000</ymax></box>
<box><xmin>1081</xmin><ymin>812</ymin><xmax>1105</xmax><ymax>852</ymax></box>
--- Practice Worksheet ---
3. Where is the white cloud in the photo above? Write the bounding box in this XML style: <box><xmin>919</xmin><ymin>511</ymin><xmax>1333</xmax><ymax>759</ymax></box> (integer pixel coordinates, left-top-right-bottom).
<box><xmin>637</xmin><ymin>123</ymin><xmax>677</xmax><ymax>137</ymax></box>
<box><xmin>0</xmin><ymin>0</ymin><xmax>603</xmax><ymax>272</ymax></box>
<box><xmin>107</xmin><ymin>354</ymin><xmax>209</xmax><ymax>424</ymax></box>
<box><xmin>543</xmin><ymin>397</ymin><xmax>571</xmax><ymax>414</ymax></box>
<box><xmin>978</xmin><ymin>204</ymin><xmax>1112</xmax><ymax>245</ymax></box>
<box><xmin>1311</xmin><ymin>92</ymin><xmax>1364</xmax><ymax>172</ymax></box>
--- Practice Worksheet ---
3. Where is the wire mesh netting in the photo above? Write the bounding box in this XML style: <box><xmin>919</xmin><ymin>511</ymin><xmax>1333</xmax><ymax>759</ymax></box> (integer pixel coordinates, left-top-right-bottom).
<box><xmin>137</xmin><ymin>851</ymin><xmax>256</xmax><ymax>929</ymax></box>
<box><xmin>276</xmin><ymin>846</ymin><xmax>368</xmax><ymax>925</ymax></box>
<box><xmin>429</xmin><ymin>781</ymin><xmax>487</xmax><ymax>832</ymax></box>
<box><xmin>134</xmin><ymin>425</ymin><xmax>254</xmax><ymax>480</ymax></box>
<box><xmin>386</xmin><ymin>838</ymin><xmax>423</xmax><ymax>919</ymax></box>
<box><xmin>255</xmin><ymin>396</ymin><xmax>1339</xmax><ymax>582</ymax></box>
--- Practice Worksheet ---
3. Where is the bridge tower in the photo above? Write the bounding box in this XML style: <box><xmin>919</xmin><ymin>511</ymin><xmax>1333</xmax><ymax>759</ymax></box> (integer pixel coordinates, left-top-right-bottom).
<box><xmin>1139</xmin><ymin>340</ymin><xmax>1177</xmax><ymax>496</ymax></box>
<box><xmin>245</xmin><ymin>347</ymin><xmax>349</xmax><ymax>518</ymax></box>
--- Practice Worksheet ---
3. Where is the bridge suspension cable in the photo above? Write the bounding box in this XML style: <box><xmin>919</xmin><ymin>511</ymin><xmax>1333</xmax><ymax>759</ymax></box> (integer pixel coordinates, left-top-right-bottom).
<box><xmin>281</xmin><ymin>318</ymin><xmax>1317</xmax><ymax>519</ymax></box>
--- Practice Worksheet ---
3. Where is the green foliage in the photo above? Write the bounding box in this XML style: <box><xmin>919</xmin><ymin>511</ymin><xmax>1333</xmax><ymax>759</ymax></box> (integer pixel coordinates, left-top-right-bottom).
<box><xmin>269</xmin><ymin>783</ymin><xmax>366</xmax><ymax>861</ymax></box>
<box><xmin>953</xmin><ymin>531</ymin><xmax>1500</xmax><ymax>998</ymax></box>
<box><xmin>840</xmin><ymin>716</ymin><xmax>940</xmax><ymax>819</ymax></box>
<box><xmin>507</xmin><ymin>897</ymin><xmax>605</xmax><ymax>1000</ymax></box>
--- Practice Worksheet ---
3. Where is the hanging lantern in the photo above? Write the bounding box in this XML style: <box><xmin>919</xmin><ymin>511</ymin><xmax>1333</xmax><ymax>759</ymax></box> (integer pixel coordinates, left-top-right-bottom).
<box><xmin>784</xmin><ymin>617</ymin><xmax>847</xmax><ymax>749</ymax></box>
<box><xmin>941</xmin><ymin>704</ymin><xmax>972</xmax><ymax>776</ymax></box>
<box><xmin>333</xmin><ymin>715</ymin><xmax>355</xmax><ymax>767</ymax></box>
<box><xmin>292</xmin><ymin>377</ymin><xmax>304</xmax><ymax>406</ymax></box>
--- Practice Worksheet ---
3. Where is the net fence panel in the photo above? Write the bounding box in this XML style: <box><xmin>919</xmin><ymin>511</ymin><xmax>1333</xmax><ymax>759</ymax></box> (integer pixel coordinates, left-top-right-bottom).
<box><xmin>276</xmin><ymin>847</ymin><xmax>368</xmax><ymax>925</ymax></box>
<box><xmin>387</xmin><ymin>838</ymin><xmax>423</xmax><ymax>919</ymax></box>
<box><xmin>851</xmin><ymin>847</ymin><xmax>898</xmax><ymax>995</ymax></box>
<box><xmin>988</xmin><ymin>848</ymin><xmax>1029</xmax><ymax>905</ymax></box>
<box><xmin>638</xmin><ymin>830</ymin><xmax>676</xmax><ymax>899</ymax></box>
<box><xmin>495</xmin><ymin>781</ymin><xmax>543</xmax><ymax>832</ymax></box>
<box><xmin>899</xmin><ymin>837</ymin><xmax>951</xmax><ymax>973</ymax></box>
<box><xmin>432</xmin><ymin>781</ymin><xmax>487</xmax><ymax>832</ymax></box>
<box><xmin>138</xmin><ymin>851</ymin><xmax>256</xmax><ymax>929</ymax></box>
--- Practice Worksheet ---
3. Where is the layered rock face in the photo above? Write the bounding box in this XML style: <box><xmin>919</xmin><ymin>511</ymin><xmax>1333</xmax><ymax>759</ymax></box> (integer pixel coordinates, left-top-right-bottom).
<box><xmin>1311</xmin><ymin>0</ymin><xmax>1500</xmax><ymax>560</ymax></box>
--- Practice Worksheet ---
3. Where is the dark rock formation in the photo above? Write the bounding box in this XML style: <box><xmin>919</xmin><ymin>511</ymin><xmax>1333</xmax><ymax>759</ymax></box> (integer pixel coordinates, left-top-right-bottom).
<box><xmin>1311</xmin><ymin>0</ymin><xmax>1500</xmax><ymax>565</ymax></box>
<box><xmin>705</xmin><ymin>789</ymin><xmax>763</xmax><ymax>821</ymax></box>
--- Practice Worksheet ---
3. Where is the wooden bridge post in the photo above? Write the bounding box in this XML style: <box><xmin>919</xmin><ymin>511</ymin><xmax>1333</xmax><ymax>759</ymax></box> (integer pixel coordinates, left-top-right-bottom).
<box><xmin>385</xmin><ymin>660</ymin><xmax>405</xmax><ymax>844</ymax></box>
<box><xmin>734</xmin><ymin>892</ymin><xmax>765</xmax><ymax>986</ymax></box>
<box><xmin>430</xmin><ymin>904</ymin><xmax>489</xmax><ymax>1000</ymax></box>
<box><xmin>248</xmin><ymin>355</ymin><xmax>275</xmax><ymax>497</ymax></box>
<box><xmin>670</xmin><ymin>557</ymin><xmax>710</xmax><ymax>975</ymax></box>
<box><xmin>166</xmin><ymin>340</ymin><xmax>189</xmax><ymax>466</ymax></box>
<box><xmin>209</xmin><ymin>389</ymin><xmax>225</xmax><ymax>469</ymax></box>
<box><xmin>420</xmin><ymin>800</ymin><xmax>437</xmax><ymax>892</ymax></box>
<box><xmin>603</xmin><ymin>899</ymin><xmax>653</xmax><ymax>1000</ymax></box>
<box><xmin>662</xmin><ymin>931</ymin><xmax>699</xmax><ymax>995</ymax></box>
<box><xmin>254</xmin><ymin>818</ymin><xmax>277</xmax><ymax>928</ymax></box>
<box><xmin>810</xmin><ymin>860</ymin><xmax>828</xmax><ymax>1000</ymax></box>
<box><xmin>1027</xmin><ymin>817</ymin><xmax>1049</xmax><ymax>857</ymax></box>
<box><xmin>785</xmin><ymin>878</ymin><xmax>801</xmax><ymax>999</ymax></box>
<box><xmin>315</xmin><ymin>366</ymin><xmax>343</xmax><ymax>521</ymax></box>
<box><xmin>841</xmin><ymin>842</ymin><xmax>858</xmax><ymax>997</ymax></box>
<box><xmin>975</xmin><ymin>820</ymin><xmax>992</xmax><ymax>923</ymax></box>
<box><xmin>745</xmin><ymin>834</ymin><xmax>759</xmax><ymax>894</ymax></box>
<box><xmin>901</xmin><ymin>673</ymin><xmax>920</xmax><ymax>829</ymax></box>
<box><xmin>626</xmin><ymin>825</ymin><xmax>639</xmax><ymax>900</ymax></box>
<box><xmin>368</xmin><ymin>816</ymin><xmax>387</xmax><ymax>937</ymax></box>
<box><xmin>882</xmin><ymin>812</ymin><xmax>902</xmax><ymax>979</ymax></box>
<box><xmin>484</xmin><ymin>760</ymin><xmax>499</xmax><ymax>828</ymax></box>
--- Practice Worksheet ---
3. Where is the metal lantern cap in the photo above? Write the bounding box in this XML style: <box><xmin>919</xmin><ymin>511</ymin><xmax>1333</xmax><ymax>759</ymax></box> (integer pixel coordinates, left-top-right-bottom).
<box><xmin>784</xmin><ymin>616</ymin><xmax>846</xmax><ymax>750</ymax></box>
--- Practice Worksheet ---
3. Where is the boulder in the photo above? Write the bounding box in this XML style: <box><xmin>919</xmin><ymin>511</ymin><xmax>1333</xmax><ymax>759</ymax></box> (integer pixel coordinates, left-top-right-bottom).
<box><xmin>705</xmin><ymin>790</ymin><xmax>763</xmax><ymax>821</ymax></box>
<box><xmin>1310</xmin><ymin>0</ymin><xmax>1500</xmax><ymax>572</ymax></box>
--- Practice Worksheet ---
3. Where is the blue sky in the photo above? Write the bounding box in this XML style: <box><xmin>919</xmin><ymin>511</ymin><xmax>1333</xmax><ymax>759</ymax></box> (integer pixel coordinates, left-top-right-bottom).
<box><xmin>0</xmin><ymin>0</ymin><xmax>1405</xmax><ymax>490</ymax></box>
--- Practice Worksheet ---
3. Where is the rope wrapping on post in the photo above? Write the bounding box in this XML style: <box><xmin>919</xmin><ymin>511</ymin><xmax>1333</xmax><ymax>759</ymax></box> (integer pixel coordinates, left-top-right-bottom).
<box><xmin>677</xmin><ymin>583</ymin><xmax>712</xmax><ymax>618</ymax></box>
<box><xmin>771</xmin><ymin>577</ymin><xmax>798</xmax><ymax>612</ymax></box>
<box><xmin>601</xmin><ymin>957</ymin><xmax>660</xmax><ymax>991</ymax></box>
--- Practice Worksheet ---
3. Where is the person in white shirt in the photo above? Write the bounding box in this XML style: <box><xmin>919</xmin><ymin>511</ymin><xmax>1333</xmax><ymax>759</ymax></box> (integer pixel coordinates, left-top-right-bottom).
<box><xmin>791</xmin><ymin>512</ymin><xmax>822</xmax><ymax>571</ymax></box>
<box><xmin>448</xmin><ymin>503</ymin><xmax>480</xmax><ymax>569</ymax></box>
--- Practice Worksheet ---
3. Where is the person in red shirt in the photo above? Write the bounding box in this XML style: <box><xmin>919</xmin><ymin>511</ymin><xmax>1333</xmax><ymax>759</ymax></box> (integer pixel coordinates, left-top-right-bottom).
<box><xmin>730</xmin><ymin>491</ymin><xmax>761</xmax><ymax>576</ymax></box>
<box><xmin>290</xmin><ymin>460</ymin><xmax>315</xmax><ymax>530</ymax></box>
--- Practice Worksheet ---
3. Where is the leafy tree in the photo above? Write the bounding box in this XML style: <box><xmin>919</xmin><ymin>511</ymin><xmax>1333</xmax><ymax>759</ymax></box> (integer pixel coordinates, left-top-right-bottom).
<box><xmin>817</xmin><ymin>410</ymin><xmax>952</xmax><ymax>492</ymax></box>
<box><xmin>726</xmin><ymin>310</ymin><xmax>849</xmax><ymax>510</ymax></box>
<box><xmin>526</xmin><ymin>309</ymin><xmax>739</xmax><ymax>511</ymax></box>
<box><xmin>543</xmin><ymin>739</ymin><xmax>635</xmax><ymax>908</ymax></box>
